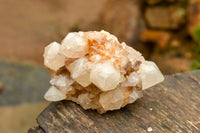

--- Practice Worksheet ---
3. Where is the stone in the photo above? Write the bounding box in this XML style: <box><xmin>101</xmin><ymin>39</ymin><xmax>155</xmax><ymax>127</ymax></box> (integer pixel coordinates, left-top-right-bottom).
<box><xmin>43</xmin><ymin>30</ymin><xmax>164</xmax><ymax>113</ymax></box>
<box><xmin>147</xmin><ymin>127</ymin><xmax>153</xmax><ymax>132</ymax></box>
<box><xmin>43</xmin><ymin>42</ymin><xmax>65</xmax><ymax>71</ymax></box>
<box><xmin>145</xmin><ymin>6</ymin><xmax>186</xmax><ymax>29</ymax></box>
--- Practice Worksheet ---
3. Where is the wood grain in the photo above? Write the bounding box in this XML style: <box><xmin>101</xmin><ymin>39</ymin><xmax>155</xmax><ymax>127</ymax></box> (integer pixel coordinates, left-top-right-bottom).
<box><xmin>28</xmin><ymin>70</ymin><xmax>200</xmax><ymax>133</ymax></box>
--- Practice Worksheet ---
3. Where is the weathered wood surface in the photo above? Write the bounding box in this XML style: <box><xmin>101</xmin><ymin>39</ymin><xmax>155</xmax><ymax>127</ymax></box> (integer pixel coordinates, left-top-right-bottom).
<box><xmin>28</xmin><ymin>70</ymin><xmax>200</xmax><ymax>133</ymax></box>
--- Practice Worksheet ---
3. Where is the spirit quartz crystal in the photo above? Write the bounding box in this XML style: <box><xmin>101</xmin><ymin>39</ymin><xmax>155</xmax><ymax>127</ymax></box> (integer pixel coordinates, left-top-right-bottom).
<box><xmin>43</xmin><ymin>30</ymin><xmax>164</xmax><ymax>113</ymax></box>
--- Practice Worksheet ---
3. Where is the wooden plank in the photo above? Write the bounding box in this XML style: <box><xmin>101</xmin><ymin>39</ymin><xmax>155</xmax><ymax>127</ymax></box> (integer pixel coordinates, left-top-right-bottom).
<box><xmin>27</xmin><ymin>126</ymin><xmax>45</xmax><ymax>133</ymax></box>
<box><xmin>29</xmin><ymin>70</ymin><xmax>200</xmax><ymax>133</ymax></box>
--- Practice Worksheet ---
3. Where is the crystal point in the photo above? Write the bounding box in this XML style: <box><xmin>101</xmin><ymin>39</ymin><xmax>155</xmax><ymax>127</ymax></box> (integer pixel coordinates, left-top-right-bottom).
<box><xmin>44</xmin><ymin>86</ymin><xmax>66</xmax><ymax>102</ymax></box>
<box><xmin>60</xmin><ymin>32</ymin><xmax>88</xmax><ymax>58</ymax></box>
<box><xmin>43</xmin><ymin>42</ymin><xmax>65</xmax><ymax>71</ymax></box>
<box><xmin>138</xmin><ymin>61</ymin><xmax>164</xmax><ymax>90</ymax></box>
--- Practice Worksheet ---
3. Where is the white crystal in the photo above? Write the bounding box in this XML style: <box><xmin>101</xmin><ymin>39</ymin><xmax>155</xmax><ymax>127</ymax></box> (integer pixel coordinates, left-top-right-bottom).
<box><xmin>127</xmin><ymin>72</ymin><xmax>140</xmax><ymax>86</ymax></box>
<box><xmin>90</xmin><ymin>62</ymin><xmax>122</xmax><ymax>91</ymax></box>
<box><xmin>128</xmin><ymin>90</ymin><xmax>142</xmax><ymax>103</ymax></box>
<box><xmin>125</xmin><ymin>45</ymin><xmax>145</xmax><ymax>64</ymax></box>
<box><xmin>44</xmin><ymin>86</ymin><xmax>66</xmax><ymax>101</ymax></box>
<box><xmin>65</xmin><ymin>86</ymin><xmax>76</xmax><ymax>96</ymax></box>
<box><xmin>77</xmin><ymin>93</ymin><xmax>93</xmax><ymax>109</ymax></box>
<box><xmin>120</xmin><ymin>55</ymin><xmax>129</xmax><ymax>68</ymax></box>
<box><xmin>67</xmin><ymin>57</ymin><xmax>91</xmax><ymax>87</ymax></box>
<box><xmin>99</xmin><ymin>87</ymin><xmax>124</xmax><ymax>110</ymax></box>
<box><xmin>43</xmin><ymin>42</ymin><xmax>65</xmax><ymax>71</ymax></box>
<box><xmin>122</xmin><ymin>72</ymin><xmax>141</xmax><ymax>87</ymax></box>
<box><xmin>50</xmin><ymin>75</ymin><xmax>74</xmax><ymax>93</ymax></box>
<box><xmin>60</xmin><ymin>32</ymin><xmax>88</xmax><ymax>58</ymax></box>
<box><xmin>50</xmin><ymin>75</ymin><xmax>67</xmax><ymax>87</ymax></box>
<box><xmin>138</xmin><ymin>61</ymin><xmax>164</xmax><ymax>90</ymax></box>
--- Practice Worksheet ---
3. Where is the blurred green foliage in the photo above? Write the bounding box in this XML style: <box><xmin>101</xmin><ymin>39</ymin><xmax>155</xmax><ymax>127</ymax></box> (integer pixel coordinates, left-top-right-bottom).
<box><xmin>191</xmin><ymin>48</ymin><xmax>200</xmax><ymax>70</ymax></box>
<box><xmin>192</xmin><ymin>27</ymin><xmax>200</xmax><ymax>70</ymax></box>
<box><xmin>191</xmin><ymin>61</ymin><xmax>200</xmax><ymax>70</ymax></box>
<box><xmin>194</xmin><ymin>25</ymin><xmax>200</xmax><ymax>43</ymax></box>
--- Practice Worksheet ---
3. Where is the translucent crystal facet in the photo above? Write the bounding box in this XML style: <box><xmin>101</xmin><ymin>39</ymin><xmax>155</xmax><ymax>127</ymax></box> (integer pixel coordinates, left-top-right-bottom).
<box><xmin>138</xmin><ymin>61</ymin><xmax>164</xmax><ymax>90</ymax></box>
<box><xmin>44</xmin><ymin>86</ymin><xmax>66</xmax><ymax>102</ymax></box>
<box><xmin>50</xmin><ymin>75</ymin><xmax>74</xmax><ymax>93</ymax></box>
<box><xmin>43</xmin><ymin>30</ymin><xmax>164</xmax><ymax>113</ymax></box>
<box><xmin>43</xmin><ymin>42</ymin><xmax>65</xmax><ymax>71</ymax></box>
<box><xmin>60</xmin><ymin>32</ymin><xmax>88</xmax><ymax>58</ymax></box>
<box><xmin>67</xmin><ymin>57</ymin><xmax>91</xmax><ymax>87</ymax></box>
<box><xmin>99</xmin><ymin>87</ymin><xmax>124</xmax><ymax>111</ymax></box>
<box><xmin>90</xmin><ymin>62</ymin><xmax>122</xmax><ymax>91</ymax></box>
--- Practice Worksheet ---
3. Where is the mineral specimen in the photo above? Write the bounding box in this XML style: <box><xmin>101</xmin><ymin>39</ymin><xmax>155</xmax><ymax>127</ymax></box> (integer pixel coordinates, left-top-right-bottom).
<box><xmin>43</xmin><ymin>30</ymin><xmax>164</xmax><ymax>113</ymax></box>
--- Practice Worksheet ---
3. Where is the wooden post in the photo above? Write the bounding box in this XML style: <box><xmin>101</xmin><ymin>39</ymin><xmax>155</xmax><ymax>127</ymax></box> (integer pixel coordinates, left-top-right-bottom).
<box><xmin>28</xmin><ymin>70</ymin><xmax>200</xmax><ymax>133</ymax></box>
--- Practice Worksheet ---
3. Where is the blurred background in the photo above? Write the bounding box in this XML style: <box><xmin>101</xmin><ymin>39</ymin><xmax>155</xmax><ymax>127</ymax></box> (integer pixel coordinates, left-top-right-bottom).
<box><xmin>0</xmin><ymin>0</ymin><xmax>200</xmax><ymax>132</ymax></box>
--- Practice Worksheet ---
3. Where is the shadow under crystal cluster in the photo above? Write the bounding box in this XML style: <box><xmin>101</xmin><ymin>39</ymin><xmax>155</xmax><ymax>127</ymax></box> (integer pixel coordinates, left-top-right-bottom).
<box><xmin>43</xmin><ymin>30</ymin><xmax>164</xmax><ymax>113</ymax></box>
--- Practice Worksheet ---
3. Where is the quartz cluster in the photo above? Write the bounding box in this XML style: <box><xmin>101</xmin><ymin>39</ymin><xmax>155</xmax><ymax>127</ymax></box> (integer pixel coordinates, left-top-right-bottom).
<box><xmin>43</xmin><ymin>30</ymin><xmax>164</xmax><ymax>113</ymax></box>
